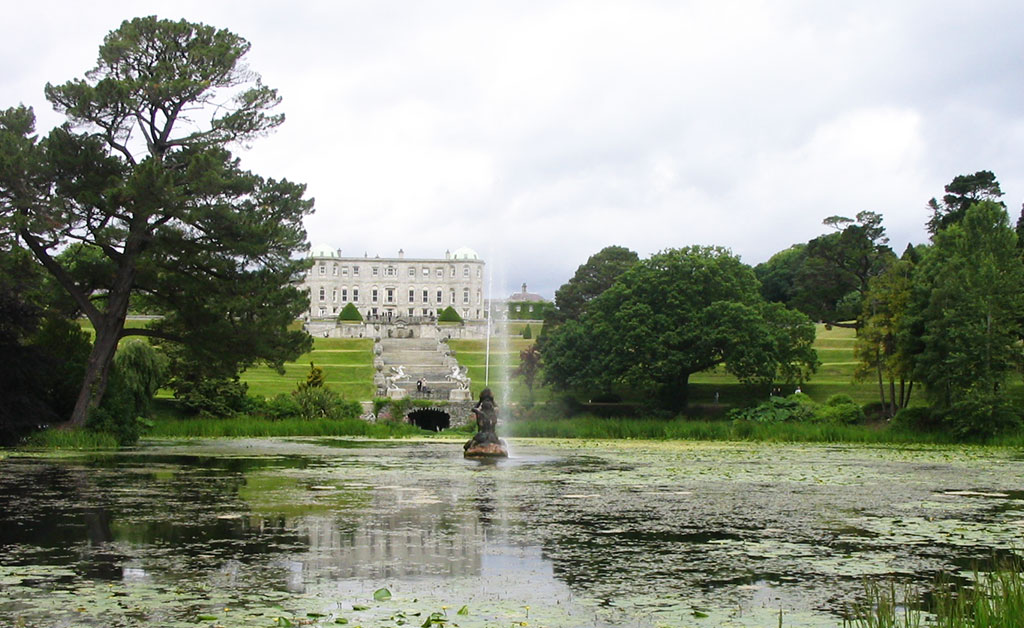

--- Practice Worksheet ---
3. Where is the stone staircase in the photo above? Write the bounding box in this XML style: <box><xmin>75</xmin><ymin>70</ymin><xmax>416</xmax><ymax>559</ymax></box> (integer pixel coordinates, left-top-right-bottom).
<box><xmin>375</xmin><ymin>338</ymin><xmax>467</xmax><ymax>400</ymax></box>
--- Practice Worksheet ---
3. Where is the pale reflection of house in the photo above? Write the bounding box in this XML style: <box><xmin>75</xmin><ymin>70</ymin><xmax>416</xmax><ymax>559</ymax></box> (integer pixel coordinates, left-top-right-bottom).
<box><xmin>279</xmin><ymin>489</ymin><xmax>485</xmax><ymax>588</ymax></box>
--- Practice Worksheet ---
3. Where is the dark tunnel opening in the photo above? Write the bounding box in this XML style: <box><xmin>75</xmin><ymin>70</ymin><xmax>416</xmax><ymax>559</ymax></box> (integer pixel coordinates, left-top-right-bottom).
<box><xmin>408</xmin><ymin>408</ymin><xmax>451</xmax><ymax>432</ymax></box>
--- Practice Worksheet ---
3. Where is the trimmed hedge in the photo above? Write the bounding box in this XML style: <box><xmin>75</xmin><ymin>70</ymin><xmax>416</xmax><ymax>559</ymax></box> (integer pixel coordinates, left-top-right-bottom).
<box><xmin>337</xmin><ymin>302</ymin><xmax>363</xmax><ymax>322</ymax></box>
<box><xmin>438</xmin><ymin>306</ymin><xmax>463</xmax><ymax>323</ymax></box>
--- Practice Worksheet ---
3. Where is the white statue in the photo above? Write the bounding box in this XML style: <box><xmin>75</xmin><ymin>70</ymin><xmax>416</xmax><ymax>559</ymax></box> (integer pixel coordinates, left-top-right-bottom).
<box><xmin>446</xmin><ymin>364</ymin><xmax>471</xmax><ymax>390</ymax></box>
<box><xmin>386</xmin><ymin>365</ymin><xmax>409</xmax><ymax>392</ymax></box>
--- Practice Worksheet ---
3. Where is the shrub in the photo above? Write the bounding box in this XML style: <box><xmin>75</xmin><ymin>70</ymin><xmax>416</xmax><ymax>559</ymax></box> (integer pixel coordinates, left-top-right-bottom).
<box><xmin>297</xmin><ymin>362</ymin><xmax>325</xmax><ymax>390</ymax></box>
<box><xmin>86</xmin><ymin>368</ymin><xmax>140</xmax><ymax>446</ymax></box>
<box><xmin>255</xmin><ymin>394</ymin><xmax>302</xmax><ymax>420</ymax></box>
<box><xmin>522</xmin><ymin>324</ymin><xmax>532</xmax><ymax>339</ymax></box>
<box><xmin>891</xmin><ymin>406</ymin><xmax>940</xmax><ymax>432</ymax></box>
<box><xmin>30</xmin><ymin>316</ymin><xmax>91</xmax><ymax>419</ymax></box>
<box><xmin>113</xmin><ymin>340</ymin><xmax>168</xmax><ymax>417</ymax></box>
<box><xmin>813</xmin><ymin>402</ymin><xmax>865</xmax><ymax>425</ymax></box>
<box><xmin>825</xmin><ymin>393</ymin><xmax>856</xmax><ymax>407</ymax></box>
<box><xmin>812</xmin><ymin>394</ymin><xmax>865</xmax><ymax>424</ymax></box>
<box><xmin>946</xmin><ymin>387</ymin><xmax>1021</xmax><ymax>439</ymax></box>
<box><xmin>729</xmin><ymin>394</ymin><xmax>817</xmax><ymax>423</ymax></box>
<box><xmin>438</xmin><ymin>306</ymin><xmax>463</xmax><ymax>323</ymax></box>
<box><xmin>337</xmin><ymin>302</ymin><xmax>363</xmax><ymax>322</ymax></box>
<box><xmin>373</xmin><ymin>397</ymin><xmax>412</xmax><ymax>422</ymax></box>
<box><xmin>174</xmin><ymin>377</ymin><xmax>250</xmax><ymax>417</ymax></box>
<box><xmin>292</xmin><ymin>386</ymin><xmax>361</xmax><ymax>420</ymax></box>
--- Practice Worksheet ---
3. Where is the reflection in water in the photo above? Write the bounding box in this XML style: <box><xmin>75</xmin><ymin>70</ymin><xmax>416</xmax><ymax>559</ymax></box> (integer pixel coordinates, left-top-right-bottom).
<box><xmin>3</xmin><ymin>441</ymin><xmax>1024</xmax><ymax>627</ymax></box>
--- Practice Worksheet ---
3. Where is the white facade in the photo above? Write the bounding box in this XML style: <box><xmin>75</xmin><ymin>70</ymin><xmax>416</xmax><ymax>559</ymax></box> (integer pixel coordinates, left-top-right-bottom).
<box><xmin>302</xmin><ymin>246</ymin><xmax>487</xmax><ymax>321</ymax></box>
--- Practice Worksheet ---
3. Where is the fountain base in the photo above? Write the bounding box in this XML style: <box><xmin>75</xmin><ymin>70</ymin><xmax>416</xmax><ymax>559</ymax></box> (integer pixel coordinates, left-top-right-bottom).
<box><xmin>464</xmin><ymin>439</ymin><xmax>509</xmax><ymax>458</ymax></box>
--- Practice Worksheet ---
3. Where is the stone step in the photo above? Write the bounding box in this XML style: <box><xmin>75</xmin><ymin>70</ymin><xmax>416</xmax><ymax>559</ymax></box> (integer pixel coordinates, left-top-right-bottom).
<box><xmin>380</xmin><ymin>338</ymin><xmax>438</xmax><ymax>351</ymax></box>
<box><xmin>382</xmin><ymin>353</ymin><xmax>448</xmax><ymax>364</ymax></box>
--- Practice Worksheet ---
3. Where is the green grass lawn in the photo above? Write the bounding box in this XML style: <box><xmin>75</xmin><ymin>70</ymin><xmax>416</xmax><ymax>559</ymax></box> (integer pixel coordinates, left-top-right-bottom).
<box><xmin>241</xmin><ymin>338</ymin><xmax>374</xmax><ymax>400</ymax></box>
<box><xmin>449</xmin><ymin>337</ymin><xmax>553</xmax><ymax>404</ymax></box>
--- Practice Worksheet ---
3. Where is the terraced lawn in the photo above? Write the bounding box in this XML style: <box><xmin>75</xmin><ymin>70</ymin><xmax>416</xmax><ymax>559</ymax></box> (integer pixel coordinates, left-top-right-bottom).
<box><xmin>241</xmin><ymin>338</ymin><xmax>374</xmax><ymax>400</ymax></box>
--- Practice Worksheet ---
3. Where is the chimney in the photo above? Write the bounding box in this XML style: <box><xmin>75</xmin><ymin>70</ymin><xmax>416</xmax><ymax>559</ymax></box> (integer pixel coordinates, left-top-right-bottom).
<box><xmin>521</xmin><ymin>282</ymin><xmax>527</xmax><ymax>293</ymax></box>
<box><xmin>445</xmin><ymin>249</ymin><xmax>451</xmax><ymax>260</ymax></box>
<box><xmin>398</xmin><ymin>248</ymin><xmax>405</xmax><ymax>259</ymax></box>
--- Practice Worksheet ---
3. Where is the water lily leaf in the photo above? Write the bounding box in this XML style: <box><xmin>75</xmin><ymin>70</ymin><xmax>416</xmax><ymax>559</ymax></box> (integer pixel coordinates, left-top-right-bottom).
<box><xmin>457</xmin><ymin>605</ymin><xmax>469</xmax><ymax>615</ymax></box>
<box><xmin>352</xmin><ymin>604</ymin><xmax>370</xmax><ymax>611</ymax></box>
<box><xmin>374</xmin><ymin>587</ymin><xmax>392</xmax><ymax>601</ymax></box>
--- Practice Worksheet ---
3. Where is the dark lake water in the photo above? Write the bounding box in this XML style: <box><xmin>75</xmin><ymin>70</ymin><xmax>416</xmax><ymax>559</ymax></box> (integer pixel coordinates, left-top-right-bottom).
<box><xmin>2</xmin><ymin>438</ymin><xmax>1024</xmax><ymax>627</ymax></box>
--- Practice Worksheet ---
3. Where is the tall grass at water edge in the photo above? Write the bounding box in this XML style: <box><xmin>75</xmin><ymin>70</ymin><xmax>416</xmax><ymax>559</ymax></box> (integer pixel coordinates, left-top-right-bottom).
<box><xmin>847</xmin><ymin>567</ymin><xmax>1024</xmax><ymax>627</ymax></box>
<box><xmin>21</xmin><ymin>429</ymin><xmax>121</xmax><ymax>450</ymax></box>
<box><xmin>146</xmin><ymin>416</ymin><xmax>424</xmax><ymax>438</ymax></box>
<box><xmin>505</xmin><ymin>415</ymin><xmax>1024</xmax><ymax>445</ymax></box>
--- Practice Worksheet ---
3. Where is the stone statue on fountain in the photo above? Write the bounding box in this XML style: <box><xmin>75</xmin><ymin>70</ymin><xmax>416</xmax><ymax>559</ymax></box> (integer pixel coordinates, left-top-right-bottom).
<box><xmin>464</xmin><ymin>388</ymin><xmax>508</xmax><ymax>458</ymax></box>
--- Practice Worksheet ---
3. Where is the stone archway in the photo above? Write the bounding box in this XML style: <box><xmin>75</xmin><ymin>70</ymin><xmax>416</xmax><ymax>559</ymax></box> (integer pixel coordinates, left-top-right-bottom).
<box><xmin>407</xmin><ymin>408</ymin><xmax>451</xmax><ymax>432</ymax></box>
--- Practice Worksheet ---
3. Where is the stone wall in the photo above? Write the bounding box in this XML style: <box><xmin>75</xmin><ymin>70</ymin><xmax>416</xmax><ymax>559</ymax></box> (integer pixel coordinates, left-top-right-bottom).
<box><xmin>370</xmin><ymin>400</ymin><xmax>476</xmax><ymax>428</ymax></box>
<box><xmin>311</xmin><ymin>320</ymin><xmax>491</xmax><ymax>340</ymax></box>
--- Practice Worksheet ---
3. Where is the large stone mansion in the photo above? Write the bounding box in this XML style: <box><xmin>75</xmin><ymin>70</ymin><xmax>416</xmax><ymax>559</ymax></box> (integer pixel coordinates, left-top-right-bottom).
<box><xmin>302</xmin><ymin>245</ymin><xmax>487</xmax><ymax>322</ymax></box>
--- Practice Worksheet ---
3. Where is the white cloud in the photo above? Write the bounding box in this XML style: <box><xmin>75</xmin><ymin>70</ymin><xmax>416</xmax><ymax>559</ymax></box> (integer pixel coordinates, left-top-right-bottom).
<box><xmin>5</xmin><ymin>0</ymin><xmax>1024</xmax><ymax>297</ymax></box>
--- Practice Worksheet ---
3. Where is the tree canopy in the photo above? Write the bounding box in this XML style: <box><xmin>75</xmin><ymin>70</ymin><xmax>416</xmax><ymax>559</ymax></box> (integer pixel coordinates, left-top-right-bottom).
<box><xmin>914</xmin><ymin>201</ymin><xmax>1024</xmax><ymax>436</ymax></box>
<box><xmin>550</xmin><ymin>245</ymin><xmax>639</xmax><ymax>322</ymax></box>
<box><xmin>0</xmin><ymin>17</ymin><xmax>313</xmax><ymax>426</ymax></box>
<box><xmin>792</xmin><ymin>211</ymin><xmax>894</xmax><ymax>328</ymax></box>
<box><xmin>541</xmin><ymin>246</ymin><xmax>817</xmax><ymax>410</ymax></box>
<box><xmin>926</xmin><ymin>170</ymin><xmax>1004</xmax><ymax>235</ymax></box>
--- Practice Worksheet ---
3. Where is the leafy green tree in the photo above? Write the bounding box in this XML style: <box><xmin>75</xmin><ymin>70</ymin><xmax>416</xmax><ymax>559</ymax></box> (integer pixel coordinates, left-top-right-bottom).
<box><xmin>926</xmin><ymin>170</ymin><xmax>1004</xmax><ymax>235</ymax></box>
<box><xmin>0</xmin><ymin>17</ymin><xmax>313</xmax><ymax>426</ymax></box>
<box><xmin>514</xmin><ymin>343</ymin><xmax>542</xmax><ymax>404</ymax></box>
<box><xmin>550</xmin><ymin>245</ymin><xmax>639</xmax><ymax>322</ymax></box>
<box><xmin>855</xmin><ymin>256</ymin><xmax>917</xmax><ymax>417</ymax></box>
<box><xmin>299</xmin><ymin>362</ymin><xmax>325</xmax><ymax>390</ymax></box>
<box><xmin>915</xmin><ymin>201</ymin><xmax>1024</xmax><ymax>436</ymax></box>
<box><xmin>521</xmin><ymin>324</ymin><xmax>532</xmax><ymax>339</ymax></box>
<box><xmin>0</xmin><ymin>244</ymin><xmax>53</xmax><ymax>443</ymax></box>
<box><xmin>793</xmin><ymin>211</ymin><xmax>894</xmax><ymax>329</ymax></box>
<box><xmin>112</xmin><ymin>340</ymin><xmax>167</xmax><ymax>418</ymax></box>
<box><xmin>541</xmin><ymin>246</ymin><xmax>817</xmax><ymax>410</ymax></box>
<box><xmin>754</xmin><ymin>244</ymin><xmax>806</xmax><ymax>305</ymax></box>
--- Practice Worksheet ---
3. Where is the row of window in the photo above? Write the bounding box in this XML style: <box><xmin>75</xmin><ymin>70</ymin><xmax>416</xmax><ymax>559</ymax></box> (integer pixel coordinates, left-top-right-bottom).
<box><xmin>317</xmin><ymin>286</ymin><xmax>482</xmax><ymax>305</ymax></box>
<box><xmin>317</xmin><ymin>263</ymin><xmax>481</xmax><ymax>279</ymax></box>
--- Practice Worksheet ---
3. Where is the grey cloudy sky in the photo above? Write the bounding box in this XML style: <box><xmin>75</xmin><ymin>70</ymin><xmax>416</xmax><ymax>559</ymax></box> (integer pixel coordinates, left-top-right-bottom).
<box><xmin>5</xmin><ymin>1</ymin><xmax>1024</xmax><ymax>299</ymax></box>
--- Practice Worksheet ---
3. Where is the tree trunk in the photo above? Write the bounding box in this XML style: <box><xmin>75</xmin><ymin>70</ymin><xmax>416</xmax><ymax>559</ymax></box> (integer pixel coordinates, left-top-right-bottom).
<box><xmin>888</xmin><ymin>379</ymin><xmax>897</xmax><ymax>418</ymax></box>
<box><xmin>875</xmin><ymin>358</ymin><xmax>887</xmax><ymax>416</ymax></box>
<box><xmin>65</xmin><ymin>258</ymin><xmax>137</xmax><ymax>427</ymax></box>
<box><xmin>666</xmin><ymin>372</ymin><xmax>691</xmax><ymax>411</ymax></box>
<box><xmin>67</xmin><ymin>319</ymin><xmax>123</xmax><ymax>427</ymax></box>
